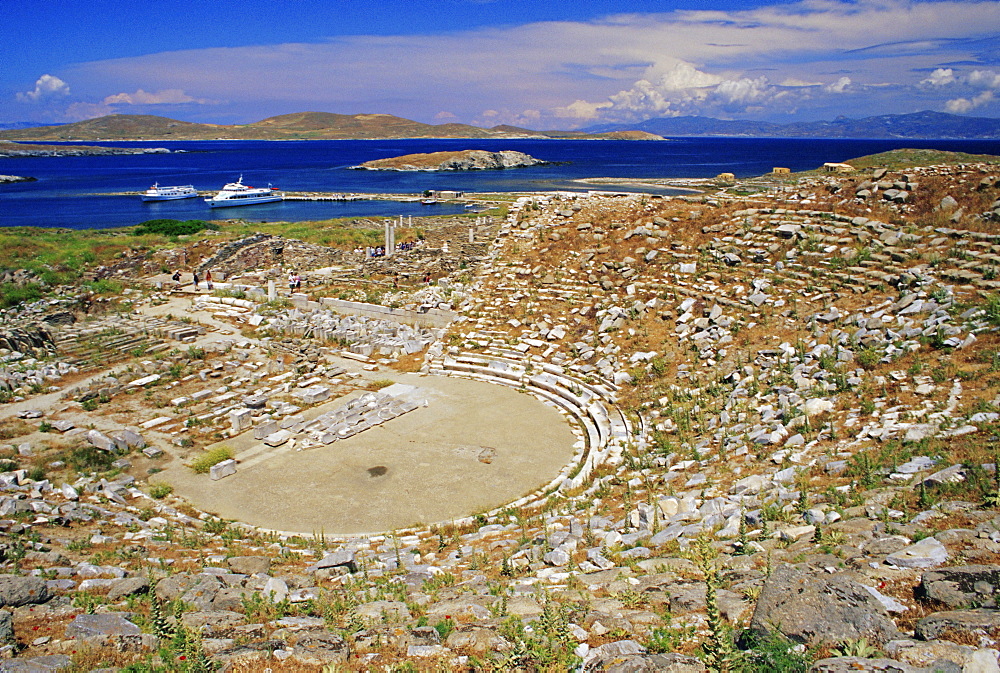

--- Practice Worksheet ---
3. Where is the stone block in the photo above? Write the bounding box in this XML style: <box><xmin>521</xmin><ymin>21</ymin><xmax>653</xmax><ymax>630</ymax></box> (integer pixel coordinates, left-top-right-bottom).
<box><xmin>210</xmin><ymin>459</ymin><xmax>237</xmax><ymax>481</ymax></box>
<box><xmin>263</xmin><ymin>430</ymin><xmax>292</xmax><ymax>447</ymax></box>
<box><xmin>86</xmin><ymin>430</ymin><xmax>117</xmax><ymax>452</ymax></box>
<box><xmin>229</xmin><ymin>409</ymin><xmax>252</xmax><ymax>433</ymax></box>
<box><xmin>253</xmin><ymin>420</ymin><xmax>278</xmax><ymax>440</ymax></box>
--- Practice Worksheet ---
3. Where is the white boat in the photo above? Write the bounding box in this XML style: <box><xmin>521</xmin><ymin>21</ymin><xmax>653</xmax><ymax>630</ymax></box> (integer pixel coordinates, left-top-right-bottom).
<box><xmin>205</xmin><ymin>175</ymin><xmax>283</xmax><ymax>208</ymax></box>
<box><xmin>141</xmin><ymin>183</ymin><xmax>199</xmax><ymax>202</ymax></box>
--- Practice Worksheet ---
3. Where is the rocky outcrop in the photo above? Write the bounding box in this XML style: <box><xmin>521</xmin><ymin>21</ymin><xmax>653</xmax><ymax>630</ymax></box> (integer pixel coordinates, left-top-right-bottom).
<box><xmin>354</xmin><ymin>149</ymin><xmax>547</xmax><ymax>171</ymax></box>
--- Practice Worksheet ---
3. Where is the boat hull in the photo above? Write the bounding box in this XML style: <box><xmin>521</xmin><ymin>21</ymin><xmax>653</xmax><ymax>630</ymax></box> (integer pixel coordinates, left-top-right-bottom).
<box><xmin>206</xmin><ymin>195</ymin><xmax>283</xmax><ymax>208</ymax></box>
<box><xmin>141</xmin><ymin>192</ymin><xmax>200</xmax><ymax>202</ymax></box>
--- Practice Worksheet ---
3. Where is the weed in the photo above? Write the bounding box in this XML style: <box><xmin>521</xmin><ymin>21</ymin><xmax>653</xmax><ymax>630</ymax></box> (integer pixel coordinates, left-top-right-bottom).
<box><xmin>187</xmin><ymin>446</ymin><xmax>234</xmax><ymax>474</ymax></box>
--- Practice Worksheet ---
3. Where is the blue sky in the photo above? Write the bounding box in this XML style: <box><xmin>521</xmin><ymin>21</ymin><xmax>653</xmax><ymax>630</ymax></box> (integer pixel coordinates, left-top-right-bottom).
<box><xmin>3</xmin><ymin>0</ymin><xmax>999</xmax><ymax>128</ymax></box>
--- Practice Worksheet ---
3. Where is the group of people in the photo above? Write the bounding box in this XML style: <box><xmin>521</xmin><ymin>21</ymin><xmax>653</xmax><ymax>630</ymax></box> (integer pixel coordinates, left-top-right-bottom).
<box><xmin>171</xmin><ymin>269</ymin><xmax>216</xmax><ymax>291</ymax></box>
<box><xmin>355</xmin><ymin>239</ymin><xmax>421</xmax><ymax>258</ymax></box>
<box><xmin>288</xmin><ymin>271</ymin><xmax>302</xmax><ymax>292</ymax></box>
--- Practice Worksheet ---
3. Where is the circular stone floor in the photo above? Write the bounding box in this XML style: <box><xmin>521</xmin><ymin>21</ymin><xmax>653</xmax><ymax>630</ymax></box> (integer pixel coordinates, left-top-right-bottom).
<box><xmin>161</xmin><ymin>373</ymin><xmax>578</xmax><ymax>534</ymax></box>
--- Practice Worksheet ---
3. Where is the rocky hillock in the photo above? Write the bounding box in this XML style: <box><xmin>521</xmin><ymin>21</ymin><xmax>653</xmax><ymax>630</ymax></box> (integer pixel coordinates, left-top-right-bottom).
<box><xmin>6</xmin><ymin>157</ymin><xmax>1000</xmax><ymax>670</ymax></box>
<box><xmin>354</xmin><ymin>149</ymin><xmax>547</xmax><ymax>171</ymax></box>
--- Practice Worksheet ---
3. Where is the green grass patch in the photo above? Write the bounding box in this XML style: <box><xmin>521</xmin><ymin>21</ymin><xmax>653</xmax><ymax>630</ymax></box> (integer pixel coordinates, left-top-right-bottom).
<box><xmin>132</xmin><ymin>219</ymin><xmax>219</xmax><ymax>236</ymax></box>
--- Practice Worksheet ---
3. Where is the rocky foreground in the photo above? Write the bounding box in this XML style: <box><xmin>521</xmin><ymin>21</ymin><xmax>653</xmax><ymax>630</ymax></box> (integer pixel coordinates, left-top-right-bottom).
<box><xmin>4</xmin><ymin>155</ymin><xmax>1000</xmax><ymax>671</ymax></box>
<box><xmin>354</xmin><ymin>149</ymin><xmax>547</xmax><ymax>171</ymax></box>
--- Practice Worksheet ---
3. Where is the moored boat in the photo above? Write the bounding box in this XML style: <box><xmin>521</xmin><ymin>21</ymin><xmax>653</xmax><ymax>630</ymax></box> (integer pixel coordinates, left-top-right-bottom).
<box><xmin>141</xmin><ymin>183</ymin><xmax>199</xmax><ymax>202</ymax></box>
<box><xmin>205</xmin><ymin>175</ymin><xmax>283</xmax><ymax>208</ymax></box>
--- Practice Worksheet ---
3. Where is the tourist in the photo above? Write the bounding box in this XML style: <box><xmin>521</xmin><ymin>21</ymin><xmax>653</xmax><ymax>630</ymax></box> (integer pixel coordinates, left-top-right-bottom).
<box><xmin>205</xmin><ymin>269</ymin><xmax>213</xmax><ymax>290</ymax></box>
<box><xmin>294</xmin><ymin>273</ymin><xmax>301</xmax><ymax>290</ymax></box>
<box><xmin>288</xmin><ymin>271</ymin><xmax>296</xmax><ymax>292</ymax></box>
<box><xmin>171</xmin><ymin>270</ymin><xmax>181</xmax><ymax>285</ymax></box>
<box><xmin>192</xmin><ymin>271</ymin><xmax>200</xmax><ymax>289</ymax></box>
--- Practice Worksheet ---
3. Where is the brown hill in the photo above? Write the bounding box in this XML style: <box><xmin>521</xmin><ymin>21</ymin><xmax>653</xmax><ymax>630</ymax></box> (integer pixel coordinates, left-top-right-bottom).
<box><xmin>0</xmin><ymin>113</ymin><xmax>663</xmax><ymax>142</ymax></box>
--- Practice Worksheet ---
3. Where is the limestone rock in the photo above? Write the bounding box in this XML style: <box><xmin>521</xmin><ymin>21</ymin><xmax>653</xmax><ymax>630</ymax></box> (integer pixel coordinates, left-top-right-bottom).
<box><xmin>885</xmin><ymin>537</ymin><xmax>949</xmax><ymax>569</ymax></box>
<box><xmin>915</xmin><ymin>609</ymin><xmax>1000</xmax><ymax>642</ymax></box>
<box><xmin>0</xmin><ymin>575</ymin><xmax>50</xmax><ymax>607</ymax></box>
<box><xmin>918</xmin><ymin>565</ymin><xmax>1000</xmax><ymax>609</ymax></box>
<box><xmin>748</xmin><ymin>565</ymin><xmax>899</xmax><ymax>646</ymax></box>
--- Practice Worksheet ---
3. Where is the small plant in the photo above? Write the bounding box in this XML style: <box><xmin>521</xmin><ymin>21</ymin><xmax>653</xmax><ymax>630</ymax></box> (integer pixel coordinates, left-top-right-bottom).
<box><xmin>830</xmin><ymin>637</ymin><xmax>882</xmax><ymax>659</ymax></box>
<box><xmin>187</xmin><ymin>446</ymin><xmax>234</xmax><ymax>474</ymax></box>
<box><xmin>434</xmin><ymin>617</ymin><xmax>456</xmax><ymax>640</ymax></box>
<box><xmin>687</xmin><ymin>535</ymin><xmax>737</xmax><ymax>670</ymax></box>
<box><xmin>148</xmin><ymin>482</ymin><xmax>174</xmax><ymax>499</ymax></box>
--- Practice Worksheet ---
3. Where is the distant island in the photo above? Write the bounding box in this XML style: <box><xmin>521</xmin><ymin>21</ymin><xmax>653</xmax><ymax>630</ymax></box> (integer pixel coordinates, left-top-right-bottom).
<box><xmin>0</xmin><ymin>141</ymin><xmax>169</xmax><ymax>158</ymax></box>
<box><xmin>1</xmin><ymin>109</ymin><xmax>996</xmax><ymax>145</ymax></box>
<box><xmin>0</xmin><ymin>113</ymin><xmax>665</xmax><ymax>143</ymax></box>
<box><xmin>354</xmin><ymin>149</ymin><xmax>548</xmax><ymax>171</ymax></box>
<box><xmin>0</xmin><ymin>174</ymin><xmax>36</xmax><ymax>184</ymax></box>
<box><xmin>587</xmin><ymin>110</ymin><xmax>1000</xmax><ymax>139</ymax></box>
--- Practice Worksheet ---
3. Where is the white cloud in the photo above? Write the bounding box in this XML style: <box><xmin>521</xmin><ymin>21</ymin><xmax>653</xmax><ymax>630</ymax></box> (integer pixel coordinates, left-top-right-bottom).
<box><xmin>946</xmin><ymin>90</ymin><xmax>994</xmax><ymax>113</ymax></box>
<box><xmin>927</xmin><ymin>68</ymin><xmax>1000</xmax><ymax>114</ymax></box>
<box><xmin>824</xmin><ymin>76</ymin><xmax>852</xmax><ymax>94</ymax></box>
<box><xmin>968</xmin><ymin>70</ymin><xmax>1000</xmax><ymax>91</ymax></box>
<box><xmin>434</xmin><ymin>111</ymin><xmax>458</xmax><ymax>120</ymax></box>
<box><xmin>16</xmin><ymin>74</ymin><xmax>70</xmax><ymax>102</ymax></box>
<box><xmin>60</xmin><ymin>88</ymin><xmax>214</xmax><ymax>120</ymax></box>
<box><xmin>712</xmin><ymin>76</ymin><xmax>776</xmax><ymax>110</ymax></box>
<box><xmin>921</xmin><ymin>68</ymin><xmax>956</xmax><ymax>87</ymax></box>
<box><xmin>102</xmin><ymin>89</ymin><xmax>205</xmax><ymax>105</ymax></box>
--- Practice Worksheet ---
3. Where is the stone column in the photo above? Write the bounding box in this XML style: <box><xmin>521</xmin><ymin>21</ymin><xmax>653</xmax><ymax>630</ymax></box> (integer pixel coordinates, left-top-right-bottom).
<box><xmin>267</xmin><ymin>280</ymin><xmax>276</xmax><ymax>301</ymax></box>
<box><xmin>469</xmin><ymin>227</ymin><xmax>474</xmax><ymax>244</ymax></box>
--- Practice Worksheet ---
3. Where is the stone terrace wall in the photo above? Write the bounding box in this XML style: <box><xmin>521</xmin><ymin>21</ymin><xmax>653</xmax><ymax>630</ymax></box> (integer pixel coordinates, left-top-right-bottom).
<box><xmin>317</xmin><ymin>298</ymin><xmax>456</xmax><ymax>329</ymax></box>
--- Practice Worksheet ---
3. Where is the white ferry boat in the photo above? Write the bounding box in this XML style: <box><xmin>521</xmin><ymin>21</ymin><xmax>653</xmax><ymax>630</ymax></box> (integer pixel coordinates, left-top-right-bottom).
<box><xmin>205</xmin><ymin>176</ymin><xmax>283</xmax><ymax>208</ymax></box>
<box><xmin>140</xmin><ymin>183</ymin><xmax>199</xmax><ymax>202</ymax></box>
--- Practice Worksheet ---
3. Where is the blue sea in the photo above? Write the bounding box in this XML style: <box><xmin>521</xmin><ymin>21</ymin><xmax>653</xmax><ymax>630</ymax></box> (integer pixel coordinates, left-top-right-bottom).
<box><xmin>1</xmin><ymin>137</ymin><xmax>998</xmax><ymax>229</ymax></box>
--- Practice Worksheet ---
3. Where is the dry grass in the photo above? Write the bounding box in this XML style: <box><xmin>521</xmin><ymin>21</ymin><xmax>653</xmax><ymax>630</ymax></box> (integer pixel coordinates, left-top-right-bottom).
<box><xmin>0</xmin><ymin>417</ymin><xmax>32</xmax><ymax>440</ymax></box>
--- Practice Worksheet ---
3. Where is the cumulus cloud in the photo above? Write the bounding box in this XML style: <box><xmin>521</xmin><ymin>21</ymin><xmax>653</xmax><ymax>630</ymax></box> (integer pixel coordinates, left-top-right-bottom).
<box><xmin>824</xmin><ymin>76</ymin><xmax>852</xmax><ymax>94</ymax></box>
<box><xmin>968</xmin><ymin>70</ymin><xmax>1000</xmax><ymax>90</ymax></box>
<box><xmin>922</xmin><ymin>68</ymin><xmax>1000</xmax><ymax>114</ymax></box>
<box><xmin>434</xmin><ymin>111</ymin><xmax>458</xmax><ymax>120</ymax></box>
<box><xmin>921</xmin><ymin>68</ymin><xmax>956</xmax><ymax>87</ymax></box>
<box><xmin>16</xmin><ymin>74</ymin><xmax>70</xmax><ymax>102</ymax></box>
<box><xmin>946</xmin><ymin>90</ymin><xmax>994</xmax><ymax>113</ymax></box>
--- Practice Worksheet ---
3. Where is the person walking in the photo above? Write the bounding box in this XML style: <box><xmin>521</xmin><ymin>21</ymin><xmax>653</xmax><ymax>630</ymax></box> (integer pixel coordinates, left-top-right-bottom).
<box><xmin>205</xmin><ymin>269</ymin><xmax>213</xmax><ymax>291</ymax></box>
<box><xmin>288</xmin><ymin>271</ymin><xmax>296</xmax><ymax>293</ymax></box>
<box><xmin>192</xmin><ymin>271</ymin><xmax>200</xmax><ymax>290</ymax></box>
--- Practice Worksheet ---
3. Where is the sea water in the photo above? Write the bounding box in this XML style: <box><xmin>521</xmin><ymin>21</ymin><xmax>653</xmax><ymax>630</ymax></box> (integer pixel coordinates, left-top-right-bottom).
<box><xmin>1</xmin><ymin>137</ymin><xmax>998</xmax><ymax>229</ymax></box>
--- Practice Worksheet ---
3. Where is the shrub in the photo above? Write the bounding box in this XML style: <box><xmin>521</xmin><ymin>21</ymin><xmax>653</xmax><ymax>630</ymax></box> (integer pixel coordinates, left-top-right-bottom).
<box><xmin>148</xmin><ymin>482</ymin><xmax>174</xmax><ymax>499</ymax></box>
<box><xmin>188</xmin><ymin>446</ymin><xmax>234</xmax><ymax>474</ymax></box>
<box><xmin>0</xmin><ymin>282</ymin><xmax>44</xmax><ymax>309</ymax></box>
<box><xmin>132</xmin><ymin>219</ymin><xmax>218</xmax><ymax>237</ymax></box>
